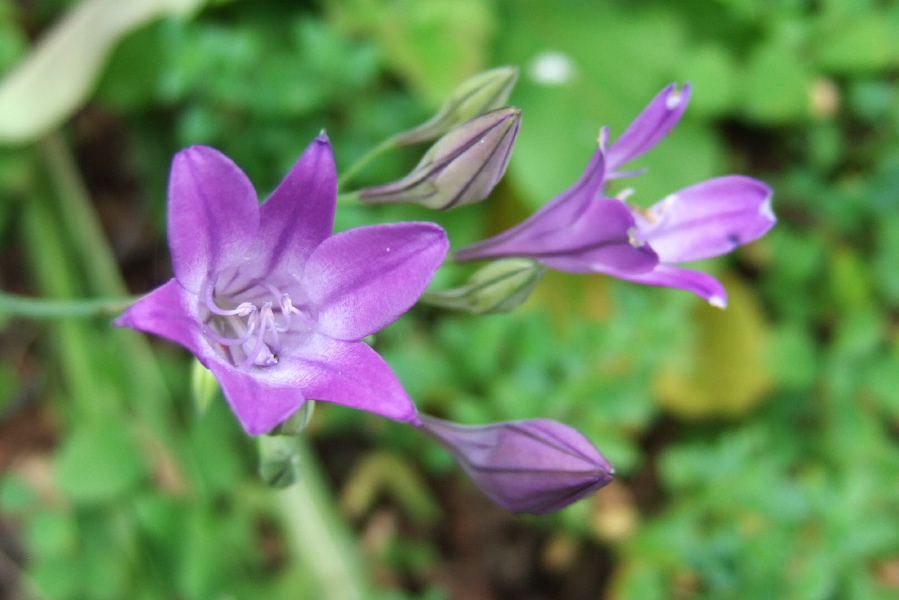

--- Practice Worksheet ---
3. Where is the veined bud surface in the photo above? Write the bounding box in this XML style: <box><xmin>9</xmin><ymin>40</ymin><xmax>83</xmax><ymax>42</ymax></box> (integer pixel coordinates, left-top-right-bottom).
<box><xmin>422</xmin><ymin>258</ymin><xmax>545</xmax><ymax>314</ymax></box>
<box><xmin>360</xmin><ymin>107</ymin><xmax>520</xmax><ymax>210</ymax></box>
<box><xmin>420</xmin><ymin>414</ymin><xmax>614</xmax><ymax>514</ymax></box>
<box><xmin>394</xmin><ymin>66</ymin><xmax>519</xmax><ymax>145</ymax></box>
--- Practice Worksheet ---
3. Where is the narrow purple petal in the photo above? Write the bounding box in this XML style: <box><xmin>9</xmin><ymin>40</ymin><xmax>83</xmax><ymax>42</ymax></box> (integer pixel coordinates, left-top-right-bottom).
<box><xmin>304</xmin><ymin>223</ymin><xmax>449</xmax><ymax>340</ymax></box>
<box><xmin>609</xmin><ymin>264</ymin><xmax>728</xmax><ymax>307</ymax></box>
<box><xmin>635</xmin><ymin>175</ymin><xmax>776</xmax><ymax>264</ymax></box>
<box><xmin>113</xmin><ymin>279</ymin><xmax>207</xmax><ymax>362</ymax></box>
<box><xmin>287</xmin><ymin>335</ymin><xmax>419</xmax><ymax>424</ymax></box>
<box><xmin>605</xmin><ymin>83</ymin><xmax>691</xmax><ymax>175</ymax></box>
<box><xmin>459</xmin><ymin>196</ymin><xmax>658</xmax><ymax>275</ymax></box>
<box><xmin>257</xmin><ymin>134</ymin><xmax>337</xmax><ymax>276</ymax></box>
<box><xmin>456</xmin><ymin>147</ymin><xmax>606</xmax><ymax>261</ymax></box>
<box><xmin>167</xmin><ymin>146</ymin><xmax>260</xmax><ymax>293</ymax></box>
<box><xmin>207</xmin><ymin>363</ymin><xmax>306</xmax><ymax>436</ymax></box>
<box><xmin>421</xmin><ymin>415</ymin><xmax>614</xmax><ymax>514</ymax></box>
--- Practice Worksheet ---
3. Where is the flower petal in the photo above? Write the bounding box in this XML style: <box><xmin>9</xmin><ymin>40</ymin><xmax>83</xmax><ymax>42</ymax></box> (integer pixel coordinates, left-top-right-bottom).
<box><xmin>113</xmin><ymin>279</ymin><xmax>208</xmax><ymax>361</ymax></box>
<box><xmin>286</xmin><ymin>335</ymin><xmax>419</xmax><ymax>424</ymax></box>
<box><xmin>207</xmin><ymin>362</ymin><xmax>306</xmax><ymax>436</ymax></box>
<box><xmin>459</xmin><ymin>195</ymin><xmax>658</xmax><ymax>275</ymax></box>
<box><xmin>636</xmin><ymin>175</ymin><xmax>775</xmax><ymax>264</ymax></box>
<box><xmin>420</xmin><ymin>415</ymin><xmax>614</xmax><ymax>514</ymax></box>
<box><xmin>605</xmin><ymin>83</ymin><xmax>691</xmax><ymax>175</ymax></box>
<box><xmin>610</xmin><ymin>264</ymin><xmax>728</xmax><ymax>306</ymax></box>
<box><xmin>305</xmin><ymin>223</ymin><xmax>449</xmax><ymax>340</ymax></box>
<box><xmin>168</xmin><ymin>146</ymin><xmax>260</xmax><ymax>293</ymax></box>
<box><xmin>257</xmin><ymin>134</ymin><xmax>337</xmax><ymax>276</ymax></box>
<box><xmin>456</xmin><ymin>147</ymin><xmax>607</xmax><ymax>261</ymax></box>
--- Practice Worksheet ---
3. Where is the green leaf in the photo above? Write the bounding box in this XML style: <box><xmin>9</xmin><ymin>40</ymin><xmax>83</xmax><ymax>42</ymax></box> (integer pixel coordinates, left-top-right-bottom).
<box><xmin>0</xmin><ymin>0</ymin><xmax>207</xmax><ymax>143</ymax></box>
<box><xmin>741</xmin><ymin>36</ymin><xmax>813</xmax><ymax>123</ymax></box>
<box><xmin>654</xmin><ymin>276</ymin><xmax>772</xmax><ymax>419</ymax></box>
<box><xmin>54</xmin><ymin>424</ymin><xmax>147</xmax><ymax>504</ymax></box>
<box><xmin>328</xmin><ymin>0</ymin><xmax>496</xmax><ymax>106</ymax></box>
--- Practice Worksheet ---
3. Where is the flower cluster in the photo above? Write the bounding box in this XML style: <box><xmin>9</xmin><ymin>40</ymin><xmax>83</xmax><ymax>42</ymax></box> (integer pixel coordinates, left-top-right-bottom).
<box><xmin>456</xmin><ymin>84</ymin><xmax>776</xmax><ymax>307</ymax></box>
<box><xmin>118</xmin><ymin>76</ymin><xmax>774</xmax><ymax>515</ymax></box>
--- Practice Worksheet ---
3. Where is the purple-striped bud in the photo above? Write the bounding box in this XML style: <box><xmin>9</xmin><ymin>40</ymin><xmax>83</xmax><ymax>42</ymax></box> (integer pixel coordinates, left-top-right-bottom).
<box><xmin>422</xmin><ymin>258</ymin><xmax>545</xmax><ymax>314</ymax></box>
<box><xmin>360</xmin><ymin>107</ymin><xmax>520</xmax><ymax>210</ymax></box>
<box><xmin>394</xmin><ymin>66</ymin><xmax>519</xmax><ymax>145</ymax></box>
<box><xmin>420</xmin><ymin>414</ymin><xmax>614</xmax><ymax>514</ymax></box>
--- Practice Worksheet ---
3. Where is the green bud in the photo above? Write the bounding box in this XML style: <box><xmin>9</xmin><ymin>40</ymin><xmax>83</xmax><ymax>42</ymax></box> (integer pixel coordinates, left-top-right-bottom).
<box><xmin>190</xmin><ymin>358</ymin><xmax>219</xmax><ymax>415</ymax></box>
<box><xmin>422</xmin><ymin>259</ymin><xmax>545</xmax><ymax>314</ymax></box>
<box><xmin>360</xmin><ymin>107</ymin><xmax>520</xmax><ymax>210</ymax></box>
<box><xmin>394</xmin><ymin>66</ymin><xmax>519</xmax><ymax>145</ymax></box>
<box><xmin>270</xmin><ymin>400</ymin><xmax>316</xmax><ymax>436</ymax></box>
<box><xmin>258</xmin><ymin>434</ymin><xmax>299</xmax><ymax>488</ymax></box>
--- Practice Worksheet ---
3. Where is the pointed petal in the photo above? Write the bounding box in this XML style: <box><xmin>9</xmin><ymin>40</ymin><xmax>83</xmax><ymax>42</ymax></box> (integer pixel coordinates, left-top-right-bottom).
<box><xmin>459</xmin><ymin>195</ymin><xmax>658</xmax><ymax>275</ymax></box>
<box><xmin>286</xmin><ymin>335</ymin><xmax>419</xmax><ymax>424</ymax></box>
<box><xmin>421</xmin><ymin>415</ymin><xmax>614</xmax><ymax>514</ymax></box>
<box><xmin>305</xmin><ymin>223</ymin><xmax>449</xmax><ymax>340</ymax></box>
<box><xmin>610</xmin><ymin>264</ymin><xmax>728</xmax><ymax>306</ymax></box>
<box><xmin>456</xmin><ymin>147</ymin><xmax>607</xmax><ymax>261</ymax></box>
<box><xmin>167</xmin><ymin>146</ymin><xmax>260</xmax><ymax>293</ymax></box>
<box><xmin>606</xmin><ymin>83</ymin><xmax>690</xmax><ymax>175</ymax></box>
<box><xmin>636</xmin><ymin>175</ymin><xmax>775</xmax><ymax>263</ymax></box>
<box><xmin>114</xmin><ymin>279</ymin><xmax>208</xmax><ymax>361</ymax></box>
<box><xmin>207</xmin><ymin>362</ymin><xmax>306</xmax><ymax>436</ymax></box>
<box><xmin>257</xmin><ymin>134</ymin><xmax>337</xmax><ymax>276</ymax></box>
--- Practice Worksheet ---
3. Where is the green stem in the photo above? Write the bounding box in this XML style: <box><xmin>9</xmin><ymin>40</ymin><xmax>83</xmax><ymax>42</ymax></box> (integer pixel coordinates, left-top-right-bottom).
<box><xmin>337</xmin><ymin>137</ymin><xmax>398</xmax><ymax>191</ymax></box>
<box><xmin>0</xmin><ymin>291</ymin><xmax>137</xmax><ymax>319</ymax></box>
<box><xmin>276</xmin><ymin>436</ymin><xmax>369</xmax><ymax>600</ymax></box>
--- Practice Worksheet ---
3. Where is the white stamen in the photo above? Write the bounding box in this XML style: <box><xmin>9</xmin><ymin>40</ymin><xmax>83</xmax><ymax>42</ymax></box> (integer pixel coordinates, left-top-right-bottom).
<box><xmin>627</xmin><ymin>227</ymin><xmax>645</xmax><ymax>248</ymax></box>
<box><xmin>616</xmin><ymin>187</ymin><xmax>635</xmax><ymax>201</ymax></box>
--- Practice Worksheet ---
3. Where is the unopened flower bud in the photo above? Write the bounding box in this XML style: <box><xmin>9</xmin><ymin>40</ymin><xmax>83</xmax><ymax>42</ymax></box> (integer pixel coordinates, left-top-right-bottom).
<box><xmin>422</xmin><ymin>259</ymin><xmax>545</xmax><ymax>314</ymax></box>
<box><xmin>394</xmin><ymin>66</ymin><xmax>519</xmax><ymax>145</ymax></box>
<box><xmin>257</xmin><ymin>434</ymin><xmax>299</xmax><ymax>488</ymax></box>
<box><xmin>420</xmin><ymin>414</ymin><xmax>614</xmax><ymax>514</ymax></box>
<box><xmin>360</xmin><ymin>107</ymin><xmax>520</xmax><ymax>210</ymax></box>
<box><xmin>190</xmin><ymin>358</ymin><xmax>219</xmax><ymax>415</ymax></box>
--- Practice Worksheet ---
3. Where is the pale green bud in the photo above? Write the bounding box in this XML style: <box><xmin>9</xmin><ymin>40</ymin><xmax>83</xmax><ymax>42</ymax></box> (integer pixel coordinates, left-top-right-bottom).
<box><xmin>190</xmin><ymin>358</ymin><xmax>219</xmax><ymax>415</ymax></box>
<box><xmin>360</xmin><ymin>107</ymin><xmax>520</xmax><ymax>210</ymax></box>
<box><xmin>422</xmin><ymin>259</ymin><xmax>545</xmax><ymax>314</ymax></box>
<box><xmin>258</xmin><ymin>434</ymin><xmax>299</xmax><ymax>488</ymax></box>
<box><xmin>394</xmin><ymin>66</ymin><xmax>519</xmax><ymax>145</ymax></box>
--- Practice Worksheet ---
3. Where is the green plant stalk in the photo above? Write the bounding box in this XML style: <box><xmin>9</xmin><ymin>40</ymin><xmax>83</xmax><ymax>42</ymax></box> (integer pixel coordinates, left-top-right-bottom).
<box><xmin>23</xmin><ymin>195</ymin><xmax>111</xmax><ymax>421</ymax></box>
<box><xmin>39</xmin><ymin>132</ymin><xmax>177</xmax><ymax>441</ymax></box>
<box><xmin>276</xmin><ymin>436</ymin><xmax>370</xmax><ymax>600</ymax></box>
<box><xmin>0</xmin><ymin>291</ymin><xmax>136</xmax><ymax>319</ymax></box>
<box><xmin>337</xmin><ymin>137</ymin><xmax>398</xmax><ymax>191</ymax></box>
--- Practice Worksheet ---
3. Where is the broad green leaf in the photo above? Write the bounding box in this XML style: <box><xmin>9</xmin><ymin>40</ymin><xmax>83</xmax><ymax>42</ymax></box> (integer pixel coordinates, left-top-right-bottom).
<box><xmin>654</xmin><ymin>276</ymin><xmax>771</xmax><ymax>418</ymax></box>
<box><xmin>0</xmin><ymin>0</ymin><xmax>207</xmax><ymax>143</ymax></box>
<box><xmin>327</xmin><ymin>0</ymin><xmax>496</xmax><ymax>106</ymax></box>
<box><xmin>54</xmin><ymin>424</ymin><xmax>148</xmax><ymax>504</ymax></box>
<box><xmin>741</xmin><ymin>36</ymin><xmax>814</xmax><ymax>123</ymax></box>
<box><xmin>813</xmin><ymin>14</ymin><xmax>897</xmax><ymax>73</ymax></box>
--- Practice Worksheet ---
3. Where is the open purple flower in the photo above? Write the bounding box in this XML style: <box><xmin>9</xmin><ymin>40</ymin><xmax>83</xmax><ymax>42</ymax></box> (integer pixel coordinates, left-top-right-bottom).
<box><xmin>456</xmin><ymin>84</ymin><xmax>775</xmax><ymax>306</ymax></box>
<box><xmin>115</xmin><ymin>135</ymin><xmax>449</xmax><ymax>435</ymax></box>
<box><xmin>420</xmin><ymin>415</ymin><xmax>614</xmax><ymax>514</ymax></box>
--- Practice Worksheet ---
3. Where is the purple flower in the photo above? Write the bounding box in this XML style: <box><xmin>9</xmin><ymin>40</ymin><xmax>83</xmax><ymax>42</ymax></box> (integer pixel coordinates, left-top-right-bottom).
<box><xmin>420</xmin><ymin>415</ymin><xmax>614</xmax><ymax>514</ymax></box>
<box><xmin>115</xmin><ymin>135</ymin><xmax>448</xmax><ymax>435</ymax></box>
<box><xmin>456</xmin><ymin>84</ymin><xmax>776</xmax><ymax>307</ymax></box>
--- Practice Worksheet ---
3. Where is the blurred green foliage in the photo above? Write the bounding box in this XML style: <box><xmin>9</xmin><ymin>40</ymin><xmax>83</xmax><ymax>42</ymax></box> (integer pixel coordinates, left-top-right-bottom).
<box><xmin>1</xmin><ymin>0</ymin><xmax>899</xmax><ymax>598</ymax></box>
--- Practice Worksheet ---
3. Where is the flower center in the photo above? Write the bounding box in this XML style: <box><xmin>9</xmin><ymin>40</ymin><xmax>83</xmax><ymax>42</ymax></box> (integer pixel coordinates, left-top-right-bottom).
<box><xmin>201</xmin><ymin>274</ymin><xmax>314</xmax><ymax>369</ymax></box>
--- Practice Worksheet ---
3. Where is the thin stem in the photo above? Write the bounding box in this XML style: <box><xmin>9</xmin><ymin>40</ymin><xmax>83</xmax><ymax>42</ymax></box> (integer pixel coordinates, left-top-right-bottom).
<box><xmin>276</xmin><ymin>436</ymin><xmax>369</xmax><ymax>600</ymax></box>
<box><xmin>0</xmin><ymin>291</ymin><xmax>137</xmax><ymax>319</ymax></box>
<box><xmin>336</xmin><ymin>191</ymin><xmax>362</xmax><ymax>205</ymax></box>
<box><xmin>337</xmin><ymin>137</ymin><xmax>398</xmax><ymax>191</ymax></box>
